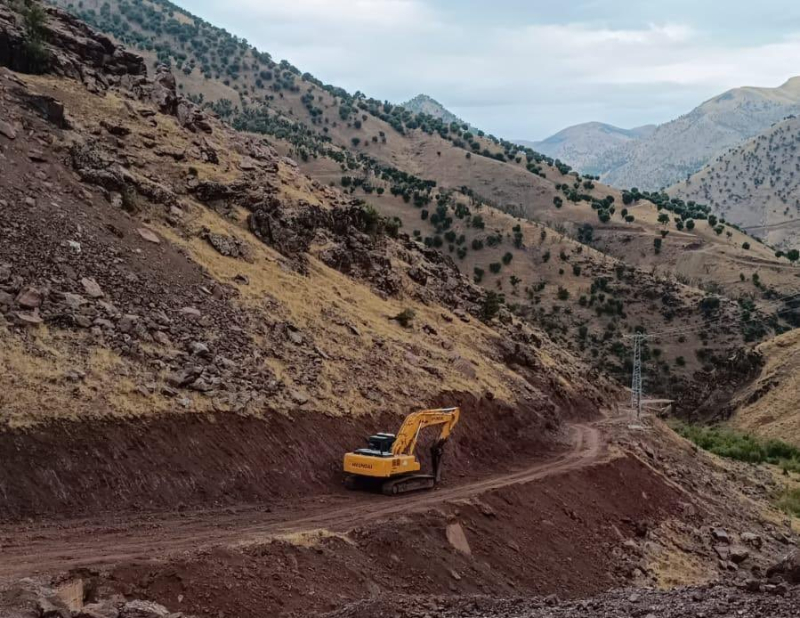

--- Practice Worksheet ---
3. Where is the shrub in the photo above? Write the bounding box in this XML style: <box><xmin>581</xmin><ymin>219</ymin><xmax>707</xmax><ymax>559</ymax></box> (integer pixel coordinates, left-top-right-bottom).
<box><xmin>777</xmin><ymin>488</ymin><xmax>800</xmax><ymax>517</ymax></box>
<box><xmin>671</xmin><ymin>423</ymin><xmax>800</xmax><ymax>473</ymax></box>
<box><xmin>557</xmin><ymin>286</ymin><xmax>569</xmax><ymax>300</ymax></box>
<box><xmin>502</xmin><ymin>252</ymin><xmax>513</xmax><ymax>265</ymax></box>
<box><xmin>489</xmin><ymin>262</ymin><xmax>502</xmax><ymax>274</ymax></box>
<box><xmin>391</xmin><ymin>308</ymin><xmax>416</xmax><ymax>328</ymax></box>
<box><xmin>22</xmin><ymin>1</ymin><xmax>50</xmax><ymax>73</ymax></box>
<box><xmin>481</xmin><ymin>291</ymin><xmax>503</xmax><ymax>321</ymax></box>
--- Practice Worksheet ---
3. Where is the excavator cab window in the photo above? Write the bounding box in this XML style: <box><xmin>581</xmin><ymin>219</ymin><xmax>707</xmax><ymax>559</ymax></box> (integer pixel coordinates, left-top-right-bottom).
<box><xmin>355</xmin><ymin>433</ymin><xmax>396</xmax><ymax>457</ymax></box>
<box><xmin>368</xmin><ymin>433</ymin><xmax>395</xmax><ymax>452</ymax></box>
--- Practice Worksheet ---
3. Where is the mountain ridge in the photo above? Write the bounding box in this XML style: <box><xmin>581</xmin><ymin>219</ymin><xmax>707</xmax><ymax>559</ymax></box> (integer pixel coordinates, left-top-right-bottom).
<box><xmin>531</xmin><ymin>76</ymin><xmax>800</xmax><ymax>190</ymax></box>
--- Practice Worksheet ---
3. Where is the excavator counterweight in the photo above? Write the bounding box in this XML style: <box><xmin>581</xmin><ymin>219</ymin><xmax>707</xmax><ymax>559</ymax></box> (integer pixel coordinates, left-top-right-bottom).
<box><xmin>343</xmin><ymin>407</ymin><xmax>460</xmax><ymax>495</ymax></box>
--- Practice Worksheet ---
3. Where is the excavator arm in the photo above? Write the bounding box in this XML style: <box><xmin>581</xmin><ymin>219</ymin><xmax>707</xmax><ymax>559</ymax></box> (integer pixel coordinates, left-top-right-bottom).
<box><xmin>391</xmin><ymin>407</ymin><xmax>460</xmax><ymax>457</ymax></box>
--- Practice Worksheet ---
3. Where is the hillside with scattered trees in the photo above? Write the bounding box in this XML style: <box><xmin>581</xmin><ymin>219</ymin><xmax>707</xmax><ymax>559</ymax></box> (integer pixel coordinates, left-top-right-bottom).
<box><xmin>50</xmin><ymin>0</ymin><xmax>800</xmax><ymax>410</ymax></box>
<box><xmin>670</xmin><ymin>114</ymin><xmax>800</xmax><ymax>252</ymax></box>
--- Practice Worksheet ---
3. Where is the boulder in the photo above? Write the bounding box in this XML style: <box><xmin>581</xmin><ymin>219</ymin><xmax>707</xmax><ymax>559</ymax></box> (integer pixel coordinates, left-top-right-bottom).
<box><xmin>120</xmin><ymin>600</ymin><xmax>170</xmax><ymax>618</ymax></box>
<box><xmin>15</xmin><ymin>286</ymin><xmax>43</xmax><ymax>309</ymax></box>
<box><xmin>63</xmin><ymin>292</ymin><xmax>87</xmax><ymax>310</ymax></box>
<box><xmin>137</xmin><ymin>228</ymin><xmax>161</xmax><ymax>244</ymax></box>
<box><xmin>741</xmin><ymin>532</ymin><xmax>763</xmax><ymax>549</ymax></box>
<box><xmin>13</xmin><ymin>311</ymin><xmax>43</xmax><ymax>326</ymax></box>
<box><xmin>729</xmin><ymin>545</ymin><xmax>750</xmax><ymax>564</ymax></box>
<box><xmin>179</xmin><ymin>306</ymin><xmax>201</xmax><ymax>319</ymax></box>
<box><xmin>75</xmin><ymin>602</ymin><xmax>120</xmax><ymax>618</ymax></box>
<box><xmin>81</xmin><ymin>277</ymin><xmax>105</xmax><ymax>298</ymax></box>
<box><xmin>767</xmin><ymin>549</ymin><xmax>800</xmax><ymax>584</ymax></box>
<box><xmin>0</xmin><ymin>118</ymin><xmax>16</xmax><ymax>139</ymax></box>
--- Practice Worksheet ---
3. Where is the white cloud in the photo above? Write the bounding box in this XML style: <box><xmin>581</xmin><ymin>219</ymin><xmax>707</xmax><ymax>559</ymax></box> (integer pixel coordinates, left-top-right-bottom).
<box><xmin>184</xmin><ymin>0</ymin><xmax>800</xmax><ymax>138</ymax></box>
<box><xmin>232</xmin><ymin>0</ymin><xmax>437</xmax><ymax>29</ymax></box>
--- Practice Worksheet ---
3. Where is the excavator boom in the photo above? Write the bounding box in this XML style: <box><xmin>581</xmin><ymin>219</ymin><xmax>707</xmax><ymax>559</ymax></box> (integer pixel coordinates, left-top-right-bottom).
<box><xmin>391</xmin><ymin>407</ymin><xmax>460</xmax><ymax>457</ymax></box>
<box><xmin>343</xmin><ymin>406</ymin><xmax>461</xmax><ymax>495</ymax></box>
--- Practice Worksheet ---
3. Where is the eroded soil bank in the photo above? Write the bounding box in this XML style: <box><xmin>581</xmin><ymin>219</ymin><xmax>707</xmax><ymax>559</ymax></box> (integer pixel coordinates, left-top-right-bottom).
<box><xmin>0</xmin><ymin>392</ymin><xmax>589</xmax><ymax>519</ymax></box>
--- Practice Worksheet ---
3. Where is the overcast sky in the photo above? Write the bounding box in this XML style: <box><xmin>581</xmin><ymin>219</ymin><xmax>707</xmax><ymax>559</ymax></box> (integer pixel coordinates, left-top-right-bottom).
<box><xmin>183</xmin><ymin>0</ymin><xmax>800</xmax><ymax>140</ymax></box>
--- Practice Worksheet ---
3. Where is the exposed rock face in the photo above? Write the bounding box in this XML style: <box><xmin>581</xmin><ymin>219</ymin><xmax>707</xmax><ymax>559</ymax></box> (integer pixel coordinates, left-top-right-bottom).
<box><xmin>0</xmin><ymin>4</ymin><xmax>145</xmax><ymax>84</ymax></box>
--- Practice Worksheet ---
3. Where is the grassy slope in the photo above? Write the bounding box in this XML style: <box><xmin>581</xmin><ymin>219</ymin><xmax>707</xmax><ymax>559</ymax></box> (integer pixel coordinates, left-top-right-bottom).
<box><xmin>731</xmin><ymin>328</ymin><xmax>800</xmax><ymax>445</ymax></box>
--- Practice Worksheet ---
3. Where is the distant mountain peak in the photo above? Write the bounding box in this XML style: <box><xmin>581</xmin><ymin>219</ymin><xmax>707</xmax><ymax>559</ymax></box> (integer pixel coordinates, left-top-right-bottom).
<box><xmin>401</xmin><ymin>94</ymin><xmax>471</xmax><ymax>128</ymax></box>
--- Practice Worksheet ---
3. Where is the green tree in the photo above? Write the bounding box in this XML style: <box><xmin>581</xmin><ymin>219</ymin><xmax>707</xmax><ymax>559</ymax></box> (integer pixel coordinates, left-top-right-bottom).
<box><xmin>481</xmin><ymin>291</ymin><xmax>503</xmax><ymax>321</ymax></box>
<box><xmin>22</xmin><ymin>1</ymin><xmax>50</xmax><ymax>73</ymax></box>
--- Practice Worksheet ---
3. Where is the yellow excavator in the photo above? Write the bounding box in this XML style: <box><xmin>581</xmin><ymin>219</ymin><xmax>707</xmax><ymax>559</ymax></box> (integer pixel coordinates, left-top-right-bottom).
<box><xmin>343</xmin><ymin>407</ymin><xmax>461</xmax><ymax>495</ymax></box>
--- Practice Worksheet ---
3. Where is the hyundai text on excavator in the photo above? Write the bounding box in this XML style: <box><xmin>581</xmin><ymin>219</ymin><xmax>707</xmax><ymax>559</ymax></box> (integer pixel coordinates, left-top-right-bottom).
<box><xmin>342</xmin><ymin>407</ymin><xmax>461</xmax><ymax>495</ymax></box>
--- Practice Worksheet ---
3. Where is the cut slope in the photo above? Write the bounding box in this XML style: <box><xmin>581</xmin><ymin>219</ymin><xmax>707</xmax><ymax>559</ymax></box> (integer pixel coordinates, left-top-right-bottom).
<box><xmin>44</xmin><ymin>0</ymin><xmax>800</xmax><ymax>410</ymax></box>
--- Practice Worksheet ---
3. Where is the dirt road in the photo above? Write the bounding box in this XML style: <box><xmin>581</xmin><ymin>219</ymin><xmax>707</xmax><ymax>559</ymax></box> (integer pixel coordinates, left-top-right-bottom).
<box><xmin>0</xmin><ymin>423</ymin><xmax>605</xmax><ymax>581</ymax></box>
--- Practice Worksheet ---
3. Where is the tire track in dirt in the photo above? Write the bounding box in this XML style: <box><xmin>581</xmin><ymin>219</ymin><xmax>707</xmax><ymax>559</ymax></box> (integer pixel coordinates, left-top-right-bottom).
<box><xmin>0</xmin><ymin>424</ymin><xmax>605</xmax><ymax>581</ymax></box>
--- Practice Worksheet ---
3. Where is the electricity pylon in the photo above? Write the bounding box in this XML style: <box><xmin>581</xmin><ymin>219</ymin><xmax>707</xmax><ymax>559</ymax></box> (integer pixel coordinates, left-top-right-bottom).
<box><xmin>630</xmin><ymin>332</ymin><xmax>644</xmax><ymax>417</ymax></box>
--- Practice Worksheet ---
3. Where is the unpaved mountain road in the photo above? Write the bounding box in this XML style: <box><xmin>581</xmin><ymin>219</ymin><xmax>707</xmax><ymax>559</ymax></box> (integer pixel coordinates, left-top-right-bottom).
<box><xmin>0</xmin><ymin>423</ymin><xmax>605</xmax><ymax>581</ymax></box>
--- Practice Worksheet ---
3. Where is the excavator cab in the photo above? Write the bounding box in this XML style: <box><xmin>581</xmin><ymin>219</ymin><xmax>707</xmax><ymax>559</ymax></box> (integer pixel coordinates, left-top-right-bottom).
<box><xmin>343</xmin><ymin>407</ymin><xmax>460</xmax><ymax>495</ymax></box>
<box><xmin>357</xmin><ymin>433</ymin><xmax>396</xmax><ymax>456</ymax></box>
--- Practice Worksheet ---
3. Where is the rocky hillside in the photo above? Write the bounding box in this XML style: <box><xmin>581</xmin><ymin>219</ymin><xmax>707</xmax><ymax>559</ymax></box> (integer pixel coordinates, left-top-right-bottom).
<box><xmin>519</xmin><ymin>122</ymin><xmax>655</xmax><ymax>175</ymax></box>
<box><xmin>670</xmin><ymin>115</ymin><xmax>800</xmax><ymax>252</ymax></box>
<box><xmin>545</xmin><ymin>77</ymin><xmax>800</xmax><ymax>191</ymax></box>
<box><xmin>43</xmin><ymin>0</ymin><xmax>800</xmax><ymax>412</ymax></box>
<box><xmin>0</xmin><ymin>1</ymin><xmax>617</xmax><ymax>516</ymax></box>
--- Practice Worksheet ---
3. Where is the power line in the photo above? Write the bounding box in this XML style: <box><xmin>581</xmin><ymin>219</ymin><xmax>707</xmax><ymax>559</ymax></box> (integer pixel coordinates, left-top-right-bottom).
<box><xmin>624</xmin><ymin>288</ymin><xmax>800</xmax><ymax>416</ymax></box>
<box><xmin>626</xmin><ymin>288</ymin><xmax>800</xmax><ymax>340</ymax></box>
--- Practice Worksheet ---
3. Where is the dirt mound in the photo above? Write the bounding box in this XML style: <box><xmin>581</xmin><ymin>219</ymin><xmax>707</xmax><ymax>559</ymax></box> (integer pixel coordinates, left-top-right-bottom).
<box><xmin>81</xmin><ymin>455</ymin><xmax>687</xmax><ymax>617</ymax></box>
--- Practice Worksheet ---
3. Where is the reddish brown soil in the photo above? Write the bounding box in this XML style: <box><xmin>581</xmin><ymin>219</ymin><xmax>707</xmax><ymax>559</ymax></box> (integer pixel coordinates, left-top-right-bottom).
<box><xmin>0</xmin><ymin>392</ymin><xmax>580</xmax><ymax>520</ymax></box>
<box><xmin>83</xmin><ymin>452</ymin><xmax>688</xmax><ymax>618</ymax></box>
<box><xmin>0</xmin><ymin>423</ymin><xmax>602</xmax><ymax>581</ymax></box>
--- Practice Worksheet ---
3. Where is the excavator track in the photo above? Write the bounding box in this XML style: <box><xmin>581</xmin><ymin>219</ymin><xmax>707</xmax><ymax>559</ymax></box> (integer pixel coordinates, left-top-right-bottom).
<box><xmin>380</xmin><ymin>474</ymin><xmax>436</xmax><ymax>495</ymax></box>
<box><xmin>344</xmin><ymin>473</ymin><xmax>437</xmax><ymax>495</ymax></box>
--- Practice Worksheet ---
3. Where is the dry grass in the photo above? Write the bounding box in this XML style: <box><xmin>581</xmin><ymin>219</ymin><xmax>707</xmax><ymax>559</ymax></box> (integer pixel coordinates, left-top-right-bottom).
<box><xmin>150</xmin><ymin>202</ymin><xmax>521</xmax><ymax>419</ymax></box>
<box><xmin>0</xmin><ymin>328</ymin><xmax>180</xmax><ymax>427</ymax></box>
<box><xmin>645</xmin><ymin>528</ymin><xmax>716</xmax><ymax>589</ymax></box>
<box><xmin>732</xmin><ymin>328</ymin><xmax>800</xmax><ymax>446</ymax></box>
